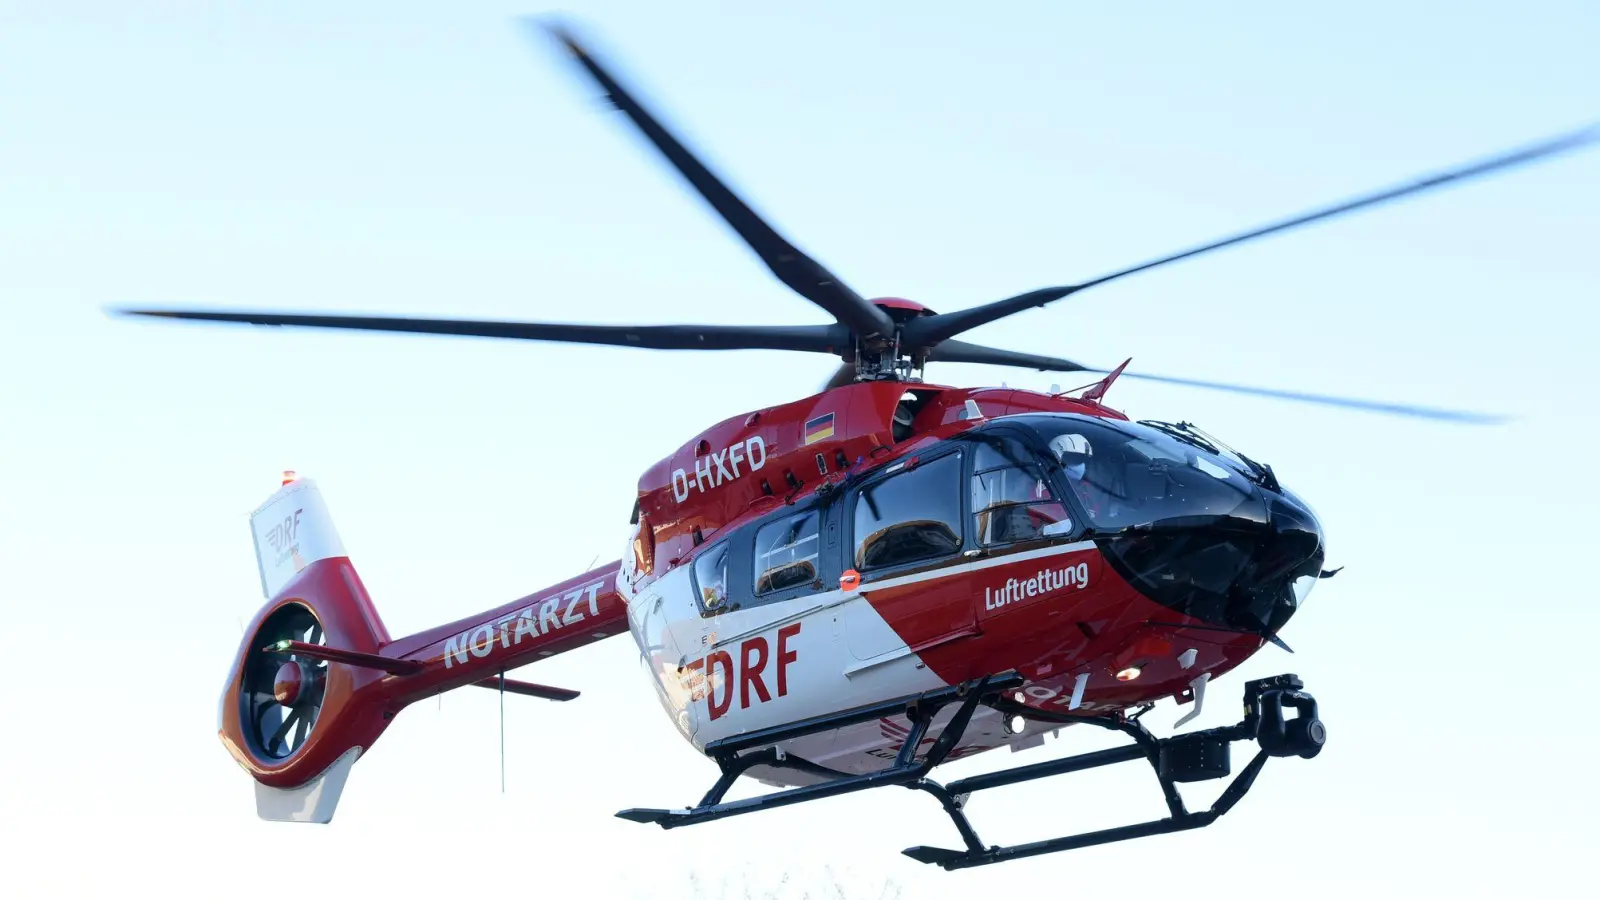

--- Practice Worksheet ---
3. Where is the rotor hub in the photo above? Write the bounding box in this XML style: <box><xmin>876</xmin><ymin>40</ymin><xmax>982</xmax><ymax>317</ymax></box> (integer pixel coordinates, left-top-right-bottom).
<box><xmin>869</xmin><ymin>297</ymin><xmax>935</xmax><ymax>319</ymax></box>
<box><xmin>273</xmin><ymin>661</ymin><xmax>306</xmax><ymax>705</ymax></box>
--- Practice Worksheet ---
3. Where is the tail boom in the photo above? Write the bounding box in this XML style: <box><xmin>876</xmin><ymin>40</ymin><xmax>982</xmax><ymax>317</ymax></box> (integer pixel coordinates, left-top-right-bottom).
<box><xmin>220</xmin><ymin>474</ymin><xmax>627</xmax><ymax>822</ymax></box>
<box><xmin>379</xmin><ymin>564</ymin><xmax>625</xmax><ymax>705</ymax></box>
<box><xmin>223</xmin><ymin>560</ymin><xmax>625</xmax><ymax>784</ymax></box>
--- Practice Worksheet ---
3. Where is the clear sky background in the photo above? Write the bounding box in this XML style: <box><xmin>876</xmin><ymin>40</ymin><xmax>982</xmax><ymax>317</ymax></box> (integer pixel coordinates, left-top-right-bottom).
<box><xmin>3</xmin><ymin>2</ymin><xmax>1598</xmax><ymax>897</ymax></box>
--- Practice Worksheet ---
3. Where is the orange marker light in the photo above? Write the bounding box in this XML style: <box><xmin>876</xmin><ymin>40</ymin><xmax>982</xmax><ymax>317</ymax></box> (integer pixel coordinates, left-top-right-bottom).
<box><xmin>840</xmin><ymin>569</ymin><xmax>861</xmax><ymax>592</ymax></box>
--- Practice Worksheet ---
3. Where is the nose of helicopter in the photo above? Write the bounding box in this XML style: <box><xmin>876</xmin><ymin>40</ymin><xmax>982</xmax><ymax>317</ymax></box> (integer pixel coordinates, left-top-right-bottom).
<box><xmin>1100</xmin><ymin>485</ymin><xmax>1327</xmax><ymax>639</ymax></box>
<box><xmin>1240</xmin><ymin>488</ymin><xmax>1326</xmax><ymax>633</ymax></box>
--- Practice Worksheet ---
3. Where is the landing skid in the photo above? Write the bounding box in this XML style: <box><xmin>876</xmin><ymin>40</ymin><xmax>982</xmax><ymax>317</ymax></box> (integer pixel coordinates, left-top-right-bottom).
<box><xmin>618</xmin><ymin>673</ymin><xmax>1027</xmax><ymax>827</ymax></box>
<box><xmin>617</xmin><ymin>673</ymin><xmax>1325</xmax><ymax>870</ymax></box>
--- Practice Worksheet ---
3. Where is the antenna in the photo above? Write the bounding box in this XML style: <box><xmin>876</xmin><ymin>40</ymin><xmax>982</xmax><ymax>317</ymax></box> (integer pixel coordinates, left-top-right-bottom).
<box><xmin>499</xmin><ymin>670</ymin><xmax>506</xmax><ymax>793</ymax></box>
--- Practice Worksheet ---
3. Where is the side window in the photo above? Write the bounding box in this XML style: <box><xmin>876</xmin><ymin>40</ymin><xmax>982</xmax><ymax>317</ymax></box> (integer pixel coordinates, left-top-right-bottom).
<box><xmin>971</xmin><ymin>440</ymin><xmax>1072</xmax><ymax>546</ymax></box>
<box><xmin>754</xmin><ymin>509</ymin><xmax>821</xmax><ymax>596</ymax></box>
<box><xmin>853</xmin><ymin>453</ymin><xmax>964</xmax><ymax>571</ymax></box>
<box><xmin>694</xmin><ymin>542</ymin><xmax>731</xmax><ymax>611</ymax></box>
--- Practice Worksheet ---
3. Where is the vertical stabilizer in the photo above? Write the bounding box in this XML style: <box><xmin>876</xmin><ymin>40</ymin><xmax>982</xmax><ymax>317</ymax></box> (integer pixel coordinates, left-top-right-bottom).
<box><xmin>250</xmin><ymin>474</ymin><xmax>347</xmax><ymax>600</ymax></box>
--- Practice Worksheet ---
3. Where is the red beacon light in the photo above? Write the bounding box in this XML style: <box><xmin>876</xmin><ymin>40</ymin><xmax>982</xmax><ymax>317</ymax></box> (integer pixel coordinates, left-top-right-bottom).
<box><xmin>282</xmin><ymin>470</ymin><xmax>299</xmax><ymax>486</ymax></box>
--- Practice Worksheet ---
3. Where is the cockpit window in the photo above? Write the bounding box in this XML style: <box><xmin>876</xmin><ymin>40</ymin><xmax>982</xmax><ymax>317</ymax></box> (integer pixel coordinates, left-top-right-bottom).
<box><xmin>1138</xmin><ymin>420</ymin><xmax>1270</xmax><ymax>486</ymax></box>
<box><xmin>970</xmin><ymin>437</ymin><xmax>1072</xmax><ymax>545</ymax></box>
<box><xmin>754</xmin><ymin>509</ymin><xmax>821</xmax><ymax>595</ymax></box>
<box><xmin>852</xmin><ymin>452</ymin><xmax>964</xmax><ymax>570</ymax></box>
<box><xmin>694</xmin><ymin>541</ymin><xmax>731</xmax><ymax>611</ymax></box>
<box><xmin>1025</xmin><ymin>414</ymin><xmax>1267</xmax><ymax>531</ymax></box>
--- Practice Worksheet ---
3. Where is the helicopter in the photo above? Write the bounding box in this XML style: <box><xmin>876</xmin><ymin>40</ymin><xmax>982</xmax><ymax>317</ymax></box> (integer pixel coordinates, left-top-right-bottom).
<box><xmin>117</xmin><ymin>18</ymin><xmax>1597</xmax><ymax>871</ymax></box>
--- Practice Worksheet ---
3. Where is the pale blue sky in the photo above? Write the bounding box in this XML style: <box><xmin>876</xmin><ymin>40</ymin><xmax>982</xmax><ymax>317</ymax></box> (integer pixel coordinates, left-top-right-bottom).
<box><xmin>3</xmin><ymin>2</ymin><xmax>1598</xmax><ymax>897</ymax></box>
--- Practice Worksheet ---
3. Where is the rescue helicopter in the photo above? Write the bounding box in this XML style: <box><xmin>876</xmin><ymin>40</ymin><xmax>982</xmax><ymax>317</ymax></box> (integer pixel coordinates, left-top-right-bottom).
<box><xmin>117</xmin><ymin>18</ymin><xmax>1597</xmax><ymax>870</ymax></box>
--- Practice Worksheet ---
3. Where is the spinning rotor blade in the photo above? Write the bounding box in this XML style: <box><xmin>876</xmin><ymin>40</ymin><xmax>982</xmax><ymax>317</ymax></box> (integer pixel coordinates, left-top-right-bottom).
<box><xmin>926</xmin><ymin>339</ymin><xmax>1095</xmax><ymax>374</ymax></box>
<box><xmin>1104</xmin><ymin>370</ymin><xmax>1507</xmax><ymax>423</ymax></box>
<box><xmin>930</xmin><ymin>338</ymin><xmax>1501</xmax><ymax>422</ymax></box>
<box><xmin>116</xmin><ymin>309</ymin><xmax>849</xmax><ymax>354</ymax></box>
<box><xmin>903</xmin><ymin>123</ymin><xmax>1600</xmax><ymax>349</ymax></box>
<box><xmin>533</xmin><ymin>18</ymin><xmax>896</xmax><ymax>343</ymax></box>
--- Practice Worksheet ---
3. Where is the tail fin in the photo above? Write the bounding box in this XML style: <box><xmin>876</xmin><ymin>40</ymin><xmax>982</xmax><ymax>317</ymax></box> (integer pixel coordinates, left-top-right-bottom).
<box><xmin>222</xmin><ymin>473</ymin><xmax>392</xmax><ymax>823</ymax></box>
<box><xmin>217</xmin><ymin>473</ymin><xmax>625</xmax><ymax>825</ymax></box>
<box><xmin>251</xmin><ymin>473</ymin><xmax>350</xmax><ymax>603</ymax></box>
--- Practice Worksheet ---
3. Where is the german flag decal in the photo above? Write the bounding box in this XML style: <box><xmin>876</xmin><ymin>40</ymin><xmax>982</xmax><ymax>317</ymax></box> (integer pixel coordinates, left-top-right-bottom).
<box><xmin>803</xmin><ymin>412</ymin><xmax>835</xmax><ymax>445</ymax></box>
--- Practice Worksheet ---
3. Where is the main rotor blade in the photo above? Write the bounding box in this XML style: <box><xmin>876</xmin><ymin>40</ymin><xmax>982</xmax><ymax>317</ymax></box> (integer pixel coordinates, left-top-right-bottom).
<box><xmin>927</xmin><ymin>339</ymin><xmax>1502</xmax><ymax>422</ymax></box>
<box><xmin>1108</xmin><ymin>370</ymin><xmax>1507</xmax><ymax>423</ymax></box>
<box><xmin>905</xmin><ymin>122</ymin><xmax>1600</xmax><ymax>348</ymax></box>
<box><xmin>114</xmin><ymin>309</ymin><xmax>850</xmax><ymax>354</ymax></box>
<box><xmin>532</xmin><ymin>19</ymin><xmax>896</xmax><ymax>343</ymax></box>
<box><xmin>925</xmin><ymin>339</ymin><xmax>1095</xmax><ymax>374</ymax></box>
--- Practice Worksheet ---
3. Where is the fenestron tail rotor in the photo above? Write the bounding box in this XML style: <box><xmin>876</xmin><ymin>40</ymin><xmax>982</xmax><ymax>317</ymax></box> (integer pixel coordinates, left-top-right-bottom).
<box><xmin>242</xmin><ymin>604</ymin><xmax>329</xmax><ymax>762</ymax></box>
<box><xmin>111</xmin><ymin>18</ymin><xmax>1599</xmax><ymax>424</ymax></box>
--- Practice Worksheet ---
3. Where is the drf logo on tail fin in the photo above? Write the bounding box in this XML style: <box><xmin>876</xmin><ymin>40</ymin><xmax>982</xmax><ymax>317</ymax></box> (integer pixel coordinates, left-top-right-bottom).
<box><xmin>265</xmin><ymin>509</ymin><xmax>304</xmax><ymax>566</ymax></box>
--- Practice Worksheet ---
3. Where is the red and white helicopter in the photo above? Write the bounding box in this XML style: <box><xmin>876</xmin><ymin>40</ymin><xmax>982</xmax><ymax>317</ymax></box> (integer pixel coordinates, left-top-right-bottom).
<box><xmin>119</xmin><ymin>19</ymin><xmax>1597</xmax><ymax>870</ymax></box>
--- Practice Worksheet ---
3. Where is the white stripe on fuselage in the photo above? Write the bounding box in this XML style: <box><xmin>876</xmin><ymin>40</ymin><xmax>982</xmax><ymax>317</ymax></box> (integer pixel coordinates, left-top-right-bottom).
<box><xmin>702</xmin><ymin>540</ymin><xmax>1096</xmax><ymax>657</ymax></box>
<box><xmin>624</xmin><ymin>538</ymin><xmax>1103</xmax><ymax>784</ymax></box>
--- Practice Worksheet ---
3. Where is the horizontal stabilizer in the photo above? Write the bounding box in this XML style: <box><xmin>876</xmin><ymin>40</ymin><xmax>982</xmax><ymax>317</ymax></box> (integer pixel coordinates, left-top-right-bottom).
<box><xmin>472</xmin><ymin>677</ymin><xmax>581</xmax><ymax>702</ymax></box>
<box><xmin>263</xmin><ymin>639</ymin><xmax>423</xmax><ymax>675</ymax></box>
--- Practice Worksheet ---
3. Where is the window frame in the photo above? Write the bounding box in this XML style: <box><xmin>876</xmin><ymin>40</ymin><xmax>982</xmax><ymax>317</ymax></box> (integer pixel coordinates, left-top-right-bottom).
<box><xmin>845</xmin><ymin>448</ymin><xmax>969</xmax><ymax>579</ymax></box>
<box><xmin>689</xmin><ymin>537</ymin><xmax>737</xmax><ymax>616</ymax></box>
<box><xmin>751</xmin><ymin>505</ymin><xmax>826</xmax><ymax>602</ymax></box>
<box><xmin>967</xmin><ymin>432</ymin><xmax>1079</xmax><ymax>550</ymax></box>
<box><xmin>690</xmin><ymin>495</ymin><xmax>837</xmax><ymax>618</ymax></box>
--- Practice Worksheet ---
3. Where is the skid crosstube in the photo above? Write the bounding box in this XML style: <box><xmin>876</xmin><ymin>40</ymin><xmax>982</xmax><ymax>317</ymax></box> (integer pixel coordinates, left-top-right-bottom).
<box><xmin>616</xmin><ymin>672</ymin><xmax>1026</xmax><ymax>827</ymax></box>
<box><xmin>617</xmin><ymin>672</ymin><xmax>1325</xmax><ymax>871</ymax></box>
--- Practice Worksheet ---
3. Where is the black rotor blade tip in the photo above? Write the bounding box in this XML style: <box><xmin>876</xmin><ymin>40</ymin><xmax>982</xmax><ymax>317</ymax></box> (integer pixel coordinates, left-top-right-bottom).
<box><xmin>523</xmin><ymin>15</ymin><xmax>587</xmax><ymax>61</ymax></box>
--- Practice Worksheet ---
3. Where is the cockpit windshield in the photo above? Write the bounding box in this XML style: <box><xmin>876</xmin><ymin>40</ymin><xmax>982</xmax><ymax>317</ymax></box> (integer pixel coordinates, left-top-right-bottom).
<box><xmin>1020</xmin><ymin>413</ymin><xmax>1268</xmax><ymax>531</ymax></box>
